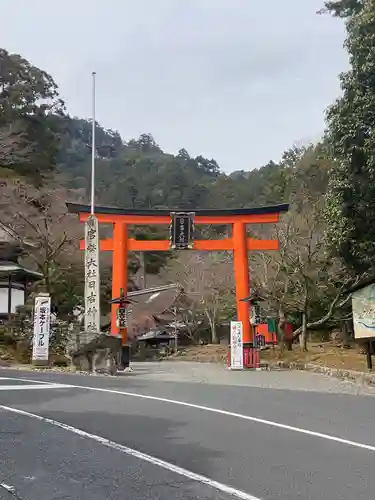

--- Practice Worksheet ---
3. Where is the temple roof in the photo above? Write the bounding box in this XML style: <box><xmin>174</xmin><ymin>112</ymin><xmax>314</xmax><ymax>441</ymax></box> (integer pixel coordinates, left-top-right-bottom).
<box><xmin>126</xmin><ymin>284</ymin><xmax>184</xmax><ymax>321</ymax></box>
<box><xmin>66</xmin><ymin>202</ymin><xmax>289</xmax><ymax>217</ymax></box>
<box><xmin>137</xmin><ymin>329</ymin><xmax>176</xmax><ymax>342</ymax></box>
<box><xmin>100</xmin><ymin>284</ymin><xmax>187</xmax><ymax>338</ymax></box>
<box><xmin>0</xmin><ymin>261</ymin><xmax>43</xmax><ymax>282</ymax></box>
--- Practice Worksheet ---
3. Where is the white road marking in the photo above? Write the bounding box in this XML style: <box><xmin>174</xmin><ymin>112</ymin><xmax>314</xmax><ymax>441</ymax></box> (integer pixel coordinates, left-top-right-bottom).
<box><xmin>0</xmin><ymin>404</ymin><xmax>261</xmax><ymax>500</ymax></box>
<box><xmin>0</xmin><ymin>377</ymin><xmax>56</xmax><ymax>385</ymax></box>
<box><xmin>5</xmin><ymin>377</ymin><xmax>375</xmax><ymax>453</ymax></box>
<box><xmin>0</xmin><ymin>384</ymin><xmax>71</xmax><ymax>391</ymax></box>
<box><xmin>0</xmin><ymin>482</ymin><xmax>16</xmax><ymax>493</ymax></box>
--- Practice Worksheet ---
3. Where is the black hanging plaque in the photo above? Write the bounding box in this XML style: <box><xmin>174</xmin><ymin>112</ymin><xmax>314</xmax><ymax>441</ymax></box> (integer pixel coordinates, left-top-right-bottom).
<box><xmin>170</xmin><ymin>212</ymin><xmax>195</xmax><ymax>250</ymax></box>
<box><xmin>117</xmin><ymin>307</ymin><xmax>128</xmax><ymax>328</ymax></box>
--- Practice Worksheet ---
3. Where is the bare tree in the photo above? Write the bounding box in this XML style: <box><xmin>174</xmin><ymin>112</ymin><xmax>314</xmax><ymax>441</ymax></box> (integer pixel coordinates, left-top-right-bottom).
<box><xmin>284</xmin><ymin>210</ymin><xmax>325</xmax><ymax>351</ymax></box>
<box><xmin>172</xmin><ymin>298</ymin><xmax>204</xmax><ymax>344</ymax></box>
<box><xmin>251</xmin><ymin>201</ymin><xmax>360</xmax><ymax>351</ymax></box>
<box><xmin>0</xmin><ymin>178</ymin><xmax>82</xmax><ymax>294</ymax></box>
<box><xmin>250</xmin><ymin>219</ymin><xmax>294</xmax><ymax>349</ymax></box>
<box><xmin>164</xmin><ymin>252</ymin><xmax>235</xmax><ymax>344</ymax></box>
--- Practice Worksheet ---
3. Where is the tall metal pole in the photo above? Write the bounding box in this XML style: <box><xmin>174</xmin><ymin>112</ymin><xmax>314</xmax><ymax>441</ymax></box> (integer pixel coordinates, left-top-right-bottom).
<box><xmin>90</xmin><ymin>71</ymin><xmax>96</xmax><ymax>215</ymax></box>
<box><xmin>84</xmin><ymin>71</ymin><xmax>101</xmax><ymax>335</ymax></box>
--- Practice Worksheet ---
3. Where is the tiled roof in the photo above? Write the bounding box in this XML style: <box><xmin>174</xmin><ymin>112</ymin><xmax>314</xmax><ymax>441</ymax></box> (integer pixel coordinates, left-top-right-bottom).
<box><xmin>127</xmin><ymin>286</ymin><xmax>184</xmax><ymax>338</ymax></box>
<box><xmin>0</xmin><ymin>261</ymin><xmax>43</xmax><ymax>281</ymax></box>
<box><xmin>67</xmin><ymin>202</ymin><xmax>289</xmax><ymax>217</ymax></box>
<box><xmin>102</xmin><ymin>284</ymin><xmax>189</xmax><ymax>339</ymax></box>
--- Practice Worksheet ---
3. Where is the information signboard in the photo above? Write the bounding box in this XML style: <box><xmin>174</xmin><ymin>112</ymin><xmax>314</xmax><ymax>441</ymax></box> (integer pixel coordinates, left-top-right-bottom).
<box><xmin>230</xmin><ymin>321</ymin><xmax>244</xmax><ymax>370</ymax></box>
<box><xmin>32</xmin><ymin>294</ymin><xmax>51</xmax><ymax>362</ymax></box>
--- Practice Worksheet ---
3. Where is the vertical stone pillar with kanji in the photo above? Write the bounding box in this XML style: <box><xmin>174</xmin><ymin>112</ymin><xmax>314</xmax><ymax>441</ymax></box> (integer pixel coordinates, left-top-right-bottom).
<box><xmin>84</xmin><ymin>215</ymin><xmax>101</xmax><ymax>334</ymax></box>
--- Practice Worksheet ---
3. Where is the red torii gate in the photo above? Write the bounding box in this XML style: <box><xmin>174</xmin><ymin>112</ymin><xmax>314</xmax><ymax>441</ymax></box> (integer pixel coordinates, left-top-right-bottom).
<box><xmin>67</xmin><ymin>203</ymin><xmax>288</xmax><ymax>349</ymax></box>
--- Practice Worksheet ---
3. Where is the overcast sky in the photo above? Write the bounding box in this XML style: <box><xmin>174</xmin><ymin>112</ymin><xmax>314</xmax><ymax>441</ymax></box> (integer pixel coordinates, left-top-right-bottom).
<box><xmin>2</xmin><ymin>0</ymin><xmax>348</xmax><ymax>172</ymax></box>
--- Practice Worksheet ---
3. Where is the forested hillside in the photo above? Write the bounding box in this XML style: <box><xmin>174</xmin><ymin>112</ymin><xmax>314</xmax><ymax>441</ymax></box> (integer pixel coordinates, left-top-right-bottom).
<box><xmin>57</xmin><ymin>117</ymin><xmax>324</xmax><ymax>211</ymax></box>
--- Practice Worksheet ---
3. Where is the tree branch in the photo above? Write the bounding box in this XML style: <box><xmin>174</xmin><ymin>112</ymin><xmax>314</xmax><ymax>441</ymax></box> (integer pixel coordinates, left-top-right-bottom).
<box><xmin>292</xmin><ymin>276</ymin><xmax>359</xmax><ymax>340</ymax></box>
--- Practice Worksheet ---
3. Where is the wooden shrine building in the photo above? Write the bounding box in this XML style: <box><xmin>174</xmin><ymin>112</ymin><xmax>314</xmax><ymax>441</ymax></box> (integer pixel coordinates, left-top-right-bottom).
<box><xmin>0</xmin><ymin>222</ymin><xmax>42</xmax><ymax>320</ymax></box>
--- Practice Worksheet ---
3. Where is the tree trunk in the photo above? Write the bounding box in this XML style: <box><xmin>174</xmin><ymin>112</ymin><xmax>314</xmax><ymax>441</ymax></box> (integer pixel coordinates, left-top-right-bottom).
<box><xmin>278</xmin><ymin>304</ymin><xmax>291</xmax><ymax>351</ymax></box>
<box><xmin>299</xmin><ymin>310</ymin><xmax>308</xmax><ymax>352</ymax></box>
<box><xmin>205</xmin><ymin>309</ymin><xmax>219</xmax><ymax>344</ymax></box>
<box><xmin>211</xmin><ymin>321</ymin><xmax>219</xmax><ymax>344</ymax></box>
<box><xmin>341</xmin><ymin>320</ymin><xmax>351</xmax><ymax>348</ymax></box>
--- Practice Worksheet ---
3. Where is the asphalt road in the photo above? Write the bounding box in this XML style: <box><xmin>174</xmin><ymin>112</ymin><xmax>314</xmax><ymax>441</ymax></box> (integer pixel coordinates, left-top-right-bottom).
<box><xmin>1</xmin><ymin>364</ymin><xmax>375</xmax><ymax>500</ymax></box>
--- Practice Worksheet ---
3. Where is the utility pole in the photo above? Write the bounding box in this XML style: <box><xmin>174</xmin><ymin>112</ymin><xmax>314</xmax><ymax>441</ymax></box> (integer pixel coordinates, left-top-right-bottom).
<box><xmin>90</xmin><ymin>71</ymin><xmax>96</xmax><ymax>216</ymax></box>
<box><xmin>84</xmin><ymin>71</ymin><xmax>101</xmax><ymax>335</ymax></box>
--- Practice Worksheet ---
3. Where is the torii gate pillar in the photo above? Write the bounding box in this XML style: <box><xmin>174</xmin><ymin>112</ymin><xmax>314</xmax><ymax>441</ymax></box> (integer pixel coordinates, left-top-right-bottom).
<box><xmin>111</xmin><ymin>221</ymin><xmax>128</xmax><ymax>334</ymax></box>
<box><xmin>233</xmin><ymin>221</ymin><xmax>251</xmax><ymax>343</ymax></box>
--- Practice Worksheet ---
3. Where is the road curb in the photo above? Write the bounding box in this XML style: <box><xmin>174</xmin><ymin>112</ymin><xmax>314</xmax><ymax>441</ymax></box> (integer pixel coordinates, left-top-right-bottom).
<box><xmin>268</xmin><ymin>360</ymin><xmax>375</xmax><ymax>387</ymax></box>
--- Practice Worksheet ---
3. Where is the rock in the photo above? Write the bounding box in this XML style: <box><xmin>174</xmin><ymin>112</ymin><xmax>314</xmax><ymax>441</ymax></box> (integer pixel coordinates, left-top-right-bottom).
<box><xmin>71</xmin><ymin>332</ymin><xmax>122</xmax><ymax>375</ymax></box>
<box><xmin>0</xmin><ymin>353</ymin><xmax>13</xmax><ymax>361</ymax></box>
